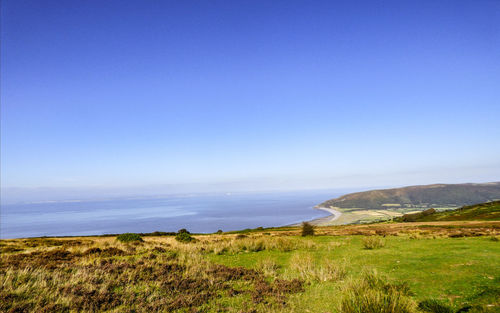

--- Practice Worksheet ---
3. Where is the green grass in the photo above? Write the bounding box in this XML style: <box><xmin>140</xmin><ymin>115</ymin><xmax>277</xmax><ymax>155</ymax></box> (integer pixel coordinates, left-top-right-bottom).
<box><xmin>208</xmin><ymin>235</ymin><xmax>500</xmax><ymax>311</ymax></box>
<box><xmin>426</xmin><ymin>201</ymin><xmax>500</xmax><ymax>221</ymax></box>
<box><xmin>398</xmin><ymin>201</ymin><xmax>500</xmax><ymax>222</ymax></box>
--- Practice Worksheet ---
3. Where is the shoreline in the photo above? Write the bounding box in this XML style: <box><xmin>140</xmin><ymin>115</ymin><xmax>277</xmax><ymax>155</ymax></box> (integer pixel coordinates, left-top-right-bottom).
<box><xmin>290</xmin><ymin>207</ymin><xmax>343</xmax><ymax>226</ymax></box>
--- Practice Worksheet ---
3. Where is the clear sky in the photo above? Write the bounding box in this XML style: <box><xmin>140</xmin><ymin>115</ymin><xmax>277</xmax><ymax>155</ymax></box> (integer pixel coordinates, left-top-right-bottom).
<box><xmin>1</xmin><ymin>0</ymin><xmax>500</xmax><ymax>198</ymax></box>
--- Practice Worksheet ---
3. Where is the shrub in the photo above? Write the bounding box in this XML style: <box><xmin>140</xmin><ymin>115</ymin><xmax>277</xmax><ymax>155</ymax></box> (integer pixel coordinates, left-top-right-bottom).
<box><xmin>301</xmin><ymin>222</ymin><xmax>315</xmax><ymax>236</ymax></box>
<box><xmin>216</xmin><ymin>230</ymin><xmax>223</xmax><ymax>234</ymax></box>
<box><xmin>418</xmin><ymin>299</ymin><xmax>453</xmax><ymax>313</ymax></box>
<box><xmin>362</xmin><ymin>236</ymin><xmax>385</xmax><ymax>249</ymax></box>
<box><xmin>175</xmin><ymin>231</ymin><xmax>195</xmax><ymax>243</ymax></box>
<box><xmin>177</xmin><ymin>228</ymin><xmax>190</xmax><ymax>234</ymax></box>
<box><xmin>116</xmin><ymin>233</ymin><xmax>143</xmax><ymax>243</ymax></box>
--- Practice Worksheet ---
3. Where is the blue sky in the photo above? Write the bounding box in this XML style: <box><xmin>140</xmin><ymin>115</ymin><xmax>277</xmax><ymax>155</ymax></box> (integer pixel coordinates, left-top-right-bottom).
<box><xmin>1</xmin><ymin>0</ymin><xmax>500</xmax><ymax>197</ymax></box>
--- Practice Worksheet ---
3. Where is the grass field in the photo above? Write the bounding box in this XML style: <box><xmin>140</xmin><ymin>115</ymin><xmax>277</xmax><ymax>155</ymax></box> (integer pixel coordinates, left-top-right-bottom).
<box><xmin>209</xmin><ymin>235</ymin><xmax>500</xmax><ymax>311</ymax></box>
<box><xmin>1</xmin><ymin>221</ymin><xmax>499</xmax><ymax>313</ymax></box>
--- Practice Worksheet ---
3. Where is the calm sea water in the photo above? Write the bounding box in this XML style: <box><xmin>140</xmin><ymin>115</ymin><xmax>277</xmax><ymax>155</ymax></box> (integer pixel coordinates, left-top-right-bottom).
<box><xmin>0</xmin><ymin>190</ymin><xmax>338</xmax><ymax>238</ymax></box>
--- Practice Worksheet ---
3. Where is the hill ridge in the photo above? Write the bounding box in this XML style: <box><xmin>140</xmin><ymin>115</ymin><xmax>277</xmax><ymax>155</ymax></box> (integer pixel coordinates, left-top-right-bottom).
<box><xmin>318</xmin><ymin>182</ymin><xmax>500</xmax><ymax>210</ymax></box>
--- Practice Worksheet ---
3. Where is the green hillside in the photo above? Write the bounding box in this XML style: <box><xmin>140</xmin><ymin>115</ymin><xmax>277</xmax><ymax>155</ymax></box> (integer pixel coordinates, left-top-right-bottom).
<box><xmin>318</xmin><ymin>182</ymin><xmax>500</xmax><ymax>210</ymax></box>
<box><xmin>396</xmin><ymin>201</ymin><xmax>500</xmax><ymax>222</ymax></box>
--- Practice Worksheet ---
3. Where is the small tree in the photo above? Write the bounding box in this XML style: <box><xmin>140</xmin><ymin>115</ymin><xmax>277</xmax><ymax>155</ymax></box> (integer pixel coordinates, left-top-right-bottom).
<box><xmin>301</xmin><ymin>222</ymin><xmax>315</xmax><ymax>236</ymax></box>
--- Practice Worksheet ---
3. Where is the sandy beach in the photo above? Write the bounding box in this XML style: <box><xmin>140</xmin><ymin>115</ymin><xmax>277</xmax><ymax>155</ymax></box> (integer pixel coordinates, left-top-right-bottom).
<box><xmin>311</xmin><ymin>207</ymin><xmax>343</xmax><ymax>225</ymax></box>
<box><xmin>291</xmin><ymin>207</ymin><xmax>343</xmax><ymax>226</ymax></box>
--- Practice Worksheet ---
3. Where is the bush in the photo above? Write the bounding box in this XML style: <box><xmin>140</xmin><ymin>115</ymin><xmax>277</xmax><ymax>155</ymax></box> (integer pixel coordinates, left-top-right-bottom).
<box><xmin>216</xmin><ymin>230</ymin><xmax>223</xmax><ymax>234</ymax></box>
<box><xmin>177</xmin><ymin>228</ymin><xmax>190</xmax><ymax>234</ymax></box>
<box><xmin>116</xmin><ymin>233</ymin><xmax>143</xmax><ymax>243</ymax></box>
<box><xmin>362</xmin><ymin>236</ymin><xmax>385</xmax><ymax>249</ymax></box>
<box><xmin>175</xmin><ymin>231</ymin><xmax>195</xmax><ymax>243</ymax></box>
<box><xmin>301</xmin><ymin>222</ymin><xmax>315</xmax><ymax>236</ymax></box>
<box><xmin>418</xmin><ymin>299</ymin><xmax>453</xmax><ymax>313</ymax></box>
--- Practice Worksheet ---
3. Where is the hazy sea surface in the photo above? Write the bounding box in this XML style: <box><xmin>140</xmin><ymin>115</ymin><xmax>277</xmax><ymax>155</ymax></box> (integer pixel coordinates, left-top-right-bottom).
<box><xmin>1</xmin><ymin>190</ymin><xmax>339</xmax><ymax>238</ymax></box>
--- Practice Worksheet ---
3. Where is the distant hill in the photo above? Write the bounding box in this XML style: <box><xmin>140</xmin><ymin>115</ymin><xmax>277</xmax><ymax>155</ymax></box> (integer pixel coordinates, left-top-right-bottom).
<box><xmin>317</xmin><ymin>182</ymin><xmax>500</xmax><ymax>210</ymax></box>
<box><xmin>396</xmin><ymin>201</ymin><xmax>500</xmax><ymax>222</ymax></box>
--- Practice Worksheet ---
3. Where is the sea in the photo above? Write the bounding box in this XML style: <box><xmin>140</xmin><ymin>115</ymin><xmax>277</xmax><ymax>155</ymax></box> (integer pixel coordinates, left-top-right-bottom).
<box><xmin>0</xmin><ymin>190</ymin><xmax>341</xmax><ymax>239</ymax></box>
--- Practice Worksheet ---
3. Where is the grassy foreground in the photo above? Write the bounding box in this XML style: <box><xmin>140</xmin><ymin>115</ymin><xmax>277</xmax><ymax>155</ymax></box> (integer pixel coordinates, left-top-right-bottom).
<box><xmin>1</xmin><ymin>222</ymin><xmax>499</xmax><ymax>312</ymax></box>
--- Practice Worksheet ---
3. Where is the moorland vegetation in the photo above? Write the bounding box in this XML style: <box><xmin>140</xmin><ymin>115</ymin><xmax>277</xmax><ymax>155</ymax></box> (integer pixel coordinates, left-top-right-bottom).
<box><xmin>1</xmin><ymin>215</ymin><xmax>499</xmax><ymax>312</ymax></box>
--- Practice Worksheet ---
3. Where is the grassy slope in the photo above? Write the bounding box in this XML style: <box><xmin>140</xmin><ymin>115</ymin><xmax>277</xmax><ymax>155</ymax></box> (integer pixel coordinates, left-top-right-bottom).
<box><xmin>400</xmin><ymin>201</ymin><xmax>500</xmax><ymax>222</ymax></box>
<box><xmin>1</xmin><ymin>221</ymin><xmax>499</xmax><ymax>312</ymax></box>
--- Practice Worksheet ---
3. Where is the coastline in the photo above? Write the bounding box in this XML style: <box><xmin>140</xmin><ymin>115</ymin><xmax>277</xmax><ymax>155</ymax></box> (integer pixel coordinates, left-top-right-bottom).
<box><xmin>290</xmin><ymin>206</ymin><xmax>343</xmax><ymax>226</ymax></box>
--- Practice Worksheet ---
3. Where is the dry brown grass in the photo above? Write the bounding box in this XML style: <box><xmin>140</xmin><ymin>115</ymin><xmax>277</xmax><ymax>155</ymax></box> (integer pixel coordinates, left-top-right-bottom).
<box><xmin>182</xmin><ymin>235</ymin><xmax>318</xmax><ymax>255</ymax></box>
<box><xmin>0</xmin><ymin>236</ymin><xmax>305</xmax><ymax>312</ymax></box>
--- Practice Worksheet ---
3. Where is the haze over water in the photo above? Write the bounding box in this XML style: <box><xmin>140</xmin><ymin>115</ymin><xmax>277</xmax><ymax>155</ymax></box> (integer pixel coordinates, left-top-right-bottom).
<box><xmin>1</xmin><ymin>190</ymin><xmax>338</xmax><ymax>239</ymax></box>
